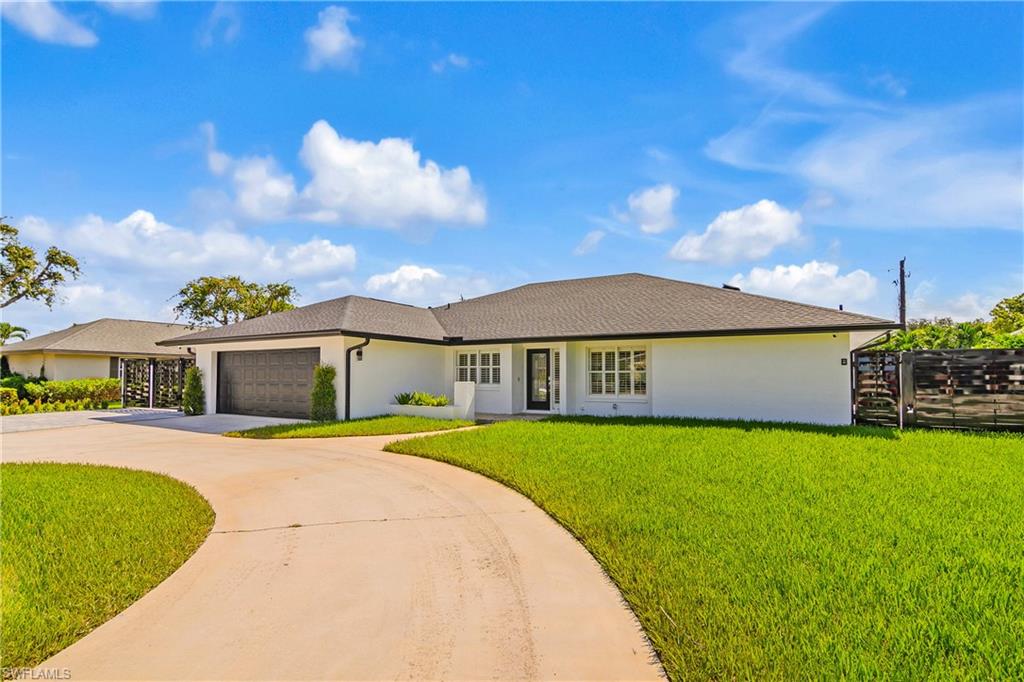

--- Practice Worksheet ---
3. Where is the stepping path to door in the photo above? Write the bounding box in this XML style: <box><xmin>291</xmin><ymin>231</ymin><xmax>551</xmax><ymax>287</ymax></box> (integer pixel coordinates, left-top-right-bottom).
<box><xmin>7</xmin><ymin>415</ymin><xmax>663</xmax><ymax>681</ymax></box>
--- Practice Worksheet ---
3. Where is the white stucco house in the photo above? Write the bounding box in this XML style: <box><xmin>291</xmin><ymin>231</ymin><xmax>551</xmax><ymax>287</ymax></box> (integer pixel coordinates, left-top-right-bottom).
<box><xmin>158</xmin><ymin>273</ymin><xmax>898</xmax><ymax>425</ymax></box>
<box><xmin>2</xmin><ymin>318</ymin><xmax>193</xmax><ymax>380</ymax></box>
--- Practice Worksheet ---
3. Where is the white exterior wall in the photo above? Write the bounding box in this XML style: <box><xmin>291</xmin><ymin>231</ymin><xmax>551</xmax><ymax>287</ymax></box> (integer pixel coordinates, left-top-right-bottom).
<box><xmin>650</xmin><ymin>332</ymin><xmax>853</xmax><ymax>425</ymax></box>
<box><xmin>567</xmin><ymin>340</ymin><xmax>654</xmax><ymax>418</ymax></box>
<box><xmin>443</xmin><ymin>344</ymin><xmax>513</xmax><ymax>415</ymax></box>
<box><xmin>4</xmin><ymin>352</ymin><xmax>109</xmax><ymax>380</ymax></box>
<box><xmin>346</xmin><ymin>337</ymin><xmax>446</xmax><ymax>420</ymax></box>
<box><xmin>6</xmin><ymin>352</ymin><xmax>48</xmax><ymax>378</ymax></box>
<box><xmin>193</xmin><ymin>336</ymin><xmax>346</xmax><ymax>416</ymax></box>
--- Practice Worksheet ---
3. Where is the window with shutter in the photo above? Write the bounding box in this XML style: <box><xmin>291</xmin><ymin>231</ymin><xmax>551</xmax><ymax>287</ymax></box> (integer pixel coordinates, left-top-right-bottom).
<box><xmin>587</xmin><ymin>346</ymin><xmax>648</xmax><ymax>398</ymax></box>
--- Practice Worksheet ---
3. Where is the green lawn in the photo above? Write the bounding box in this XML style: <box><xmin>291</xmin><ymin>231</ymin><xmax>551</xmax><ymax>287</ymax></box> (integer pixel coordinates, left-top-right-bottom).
<box><xmin>224</xmin><ymin>414</ymin><xmax>474</xmax><ymax>439</ymax></box>
<box><xmin>1</xmin><ymin>463</ymin><xmax>214</xmax><ymax>669</ymax></box>
<box><xmin>386</xmin><ymin>417</ymin><xmax>1024</xmax><ymax>680</ymax></box>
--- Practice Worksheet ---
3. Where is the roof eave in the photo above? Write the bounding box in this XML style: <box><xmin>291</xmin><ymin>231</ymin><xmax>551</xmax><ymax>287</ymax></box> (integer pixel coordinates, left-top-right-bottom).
<box><xmin>159</xmin><ymin>321</ymin><xmax>898</xmax><ymax>348</ymax></box>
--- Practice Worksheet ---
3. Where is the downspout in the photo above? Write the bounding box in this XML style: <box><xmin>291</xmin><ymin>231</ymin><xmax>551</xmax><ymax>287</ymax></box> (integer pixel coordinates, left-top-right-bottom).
<box><xmin>344</xmin><ymin>337</ymin><xmax>371</xmax><ymax>421</ymax></box>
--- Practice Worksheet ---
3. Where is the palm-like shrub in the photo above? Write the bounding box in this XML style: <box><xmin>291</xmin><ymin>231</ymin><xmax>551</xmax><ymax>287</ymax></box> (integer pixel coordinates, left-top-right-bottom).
<box><xmin>394</xmin><ymin>391</ymin><xmax>449</xmax><ymax>407</ymax></box>
<box><xmin>182</xmin><ymin>366</ymin><xmax>205</xmax><ymax>416</ymax></box>
<box><xmin>310</xmin><ymin>364</ymin><xmax>337</xmax><ymax>421</ymax></box>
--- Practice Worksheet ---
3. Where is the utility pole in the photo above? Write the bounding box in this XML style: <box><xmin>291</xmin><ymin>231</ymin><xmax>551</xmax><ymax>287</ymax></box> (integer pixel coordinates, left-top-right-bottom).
<box><xmin>898</xmin><ymin>257</ymin><xmax>907</xmax><ymax>330</ymax></box>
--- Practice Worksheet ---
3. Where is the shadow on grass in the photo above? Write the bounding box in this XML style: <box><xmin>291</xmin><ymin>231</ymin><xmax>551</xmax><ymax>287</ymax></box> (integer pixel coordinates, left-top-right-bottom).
<box><xmin>541</xmin><ymin>414</ymin><xmax>903</xmax><ymax>440</ymax></box>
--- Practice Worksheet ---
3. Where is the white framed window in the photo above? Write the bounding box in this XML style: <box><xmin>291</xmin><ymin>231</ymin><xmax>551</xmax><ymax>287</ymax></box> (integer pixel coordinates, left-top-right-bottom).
<box><xmin>588</xmin><ymin>347</ymin><xmax>646</xmax><ymax>397</ymax></box>
<box><xmin>456</xmin><ymin>351</ymin><xmax>501</xmax><ymax>385</ymax></box>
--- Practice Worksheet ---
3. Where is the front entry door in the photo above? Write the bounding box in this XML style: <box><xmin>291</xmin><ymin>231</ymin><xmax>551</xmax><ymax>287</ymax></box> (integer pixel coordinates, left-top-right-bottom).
<box><xmin>526</xmin><ymin>349</ymin><xmax>550</xmax><ymax>411</ymax></box>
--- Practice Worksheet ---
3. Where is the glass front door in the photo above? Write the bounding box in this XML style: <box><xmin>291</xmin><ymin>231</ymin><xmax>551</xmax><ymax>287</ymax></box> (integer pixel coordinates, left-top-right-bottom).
<box><xmin>526</xmin><ymin>349</ymin><xmax>550</xmax><ymax>410</ymax></box>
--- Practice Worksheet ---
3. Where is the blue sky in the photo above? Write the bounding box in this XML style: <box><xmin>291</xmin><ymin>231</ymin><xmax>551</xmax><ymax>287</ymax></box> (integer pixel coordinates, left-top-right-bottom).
<box><xmin>3</xmin><ymin>1</ymin><xmax>1022</xmax><ymax>334</ymax></box>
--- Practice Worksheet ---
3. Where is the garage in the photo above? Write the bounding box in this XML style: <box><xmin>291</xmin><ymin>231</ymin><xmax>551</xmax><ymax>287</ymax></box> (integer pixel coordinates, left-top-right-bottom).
<box><xmin>217</xmin><ymin>348</ymin><xmax>319</xmax><ymax>419</ymax></box>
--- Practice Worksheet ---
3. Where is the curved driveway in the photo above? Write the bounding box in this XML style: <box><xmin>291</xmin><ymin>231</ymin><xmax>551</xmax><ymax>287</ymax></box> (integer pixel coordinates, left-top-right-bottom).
<box><xmin>5</xmin><ymin>415</ymin><xmax>662</xmax><ymax>680</ymax></box>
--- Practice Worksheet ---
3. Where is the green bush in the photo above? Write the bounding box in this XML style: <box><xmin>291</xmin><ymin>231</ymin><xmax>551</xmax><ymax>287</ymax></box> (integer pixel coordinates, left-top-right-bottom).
<box><xmin>21</xmin><ymin>378</ymin><xmax>119</xmax><ymax>404</ymax></box>
<box><xmin>1</xmin><ymin>374</ymin><xmax>30</xmax><ymax>399</ymax></box>
<box><xmin>0</xmin><ymin>387</ymin><xmax>18</xmax><ymax>406</ymax></box>
<box><xmin>0</xmin><ymin>355</ymin><xmax>10</xmax><ymax>378</ymax></box>
<box><xmin>181</xmin><ymin>366</ymin><xmax>204</xmax><ymax>416</ymax></box>
<box><xmin>394</xmin><ymin>391</ymin><xmax>449</xmax><ymax>407</ymax></box>
<box><xmin>310</xmin><ymin>364</ymin><xmax>337</xmax><ymax>421</ymax></box>
<box><xmin>0</xmin><ymin>398</ymin><xmax>107</xmax><ymax>417</ymax></box>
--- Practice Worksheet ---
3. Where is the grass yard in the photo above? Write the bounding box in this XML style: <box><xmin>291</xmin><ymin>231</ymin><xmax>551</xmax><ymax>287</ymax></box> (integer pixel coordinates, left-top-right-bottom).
<box><xmin>1</xmin><ymin>463</ymin><xmax>214</xmax><ymax>669</ymax></box>
<box><xmin>224</xmin><ymin>414</ymin><xmax>474</xmax><ymax>439</ymax></box>
<box><xmin>386</xmin><ymin>416</ymin><xmax>1024</xmax><ymax>680</ymax></box>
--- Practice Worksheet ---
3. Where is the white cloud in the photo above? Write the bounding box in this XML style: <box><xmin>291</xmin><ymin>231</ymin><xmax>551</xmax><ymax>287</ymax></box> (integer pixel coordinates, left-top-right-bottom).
<box><xmin>431</xmin><ymin>53</ymin><xmax>471</xmax><ymax>74</ymax></box>
<box><xmin>573</xmin><ymin>229</ymin><xmax>605</xmax><ymax>256</ymax></box>
<box><xmin>906</xmin><ymin>280</ymin><xmax>999</xmax><ymax>322</ymax></box>
<box><xmin>202</xmin><ymin>120</ymin><xmax>487</xmax><ymax>227</ymax></box>
<box><xmin>305</xmin><ymin>5</ymin><xmax>362</xmax><ymax>71</ymax></box>
<box><xmin>708</xmin><ymin>6</ymin><xmax>1022</xmax><ymax>231</ymax></box>
<box><xmin>669</xmin><ymin>199</ymin><xmax>802</xmax><ymax>263</ymax></box>
<box><xmin>98</xmin><ymin>1</ymin><xmax>157</xmax><ymax>20</ymax></box>
<box><xmin>728</xmin><ymin>261</ymin><xmax>877</xmax><ymax>308</ymax></box>
<box><xmin>199</xmin><ymin>2</ymin><xmax>240</xmax><ymax>48</ymax></box>
<box><xmin>867</xmin><ymin>71</ymin><xmax>907</xmax><ymax>98</ymax></box>
<box><xmin>1</xmin><ymin>1</ymin><xmax>97</xmax><ymax>47</ymax></box>
<box><xmin>364</xmin><ymin>264</ymin><xmax>492</xmax><ymax>306</ymax></box>
<box><xmin>625</xmin><ymin>184</ymin><xmax>679</xmax><ymax>234</ymax></box>
<box><xmin>53</xmin><ymin>210</ymin><xmax>356</xmax><ymax>280</ymax></box>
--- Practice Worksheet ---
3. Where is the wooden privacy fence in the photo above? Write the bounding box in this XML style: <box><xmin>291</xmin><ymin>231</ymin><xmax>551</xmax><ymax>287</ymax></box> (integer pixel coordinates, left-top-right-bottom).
<box><xmin>121</xmin><ymin>358</ymin><xmax>195</xmax><ymax>409</ymax></box>
<box><xmin>854</xmin><ymin>349</ymin><xmax>1024</xmax><ymax>430</ymax></box>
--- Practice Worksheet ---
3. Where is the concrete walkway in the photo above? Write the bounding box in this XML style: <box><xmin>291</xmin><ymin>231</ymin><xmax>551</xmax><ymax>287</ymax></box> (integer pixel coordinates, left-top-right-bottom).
<box><xmin>6</xmin><ymin>416</ymin><xmax>662</xmax><ymax>681</ymax></box>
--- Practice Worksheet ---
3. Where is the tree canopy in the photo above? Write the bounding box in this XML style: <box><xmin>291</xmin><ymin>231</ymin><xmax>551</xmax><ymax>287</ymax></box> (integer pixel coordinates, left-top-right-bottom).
<box><xmin>173</xmin><ymin>275</ymin><xmax>298</xmax><ymax>327</ymax></box>
<box><xmin>0</xmin><ymin>220</ymin><xmax>80</xmax><ymax>309</ymax></box>
<box><xmin>0</xmin><ymin>323</ymin><xmax>29</xmax><ymax>345</ymax></box>
<box><xmin>876</xmin><ymin>293</ymin><xmax>1024</xmax><ymax>350</ymax></box>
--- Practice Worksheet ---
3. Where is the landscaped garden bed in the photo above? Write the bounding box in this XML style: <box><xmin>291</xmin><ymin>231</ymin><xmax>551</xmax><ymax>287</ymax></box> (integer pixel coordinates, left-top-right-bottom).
<box><xmin>1</xmin><ymin>463</ymin><xmax>214</xmax><ymax>669</ymax></box>
<box><xmin>224</xmin><ymin>414</ymin><xmax>474</xmax><ymax>439</ymax></box>
<box><xmin>0</xmin><ymin>377</ymin><xmax>121</xmax><ymax>416</ymax></box>
<box><xmin>386</xmin><ymin>416</ymin><xmax>1024</xmax><ymax>680</ymax></box>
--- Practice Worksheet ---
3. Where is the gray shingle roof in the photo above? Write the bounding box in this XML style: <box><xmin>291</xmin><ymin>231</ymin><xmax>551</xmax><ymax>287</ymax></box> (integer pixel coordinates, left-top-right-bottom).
<box><xmin>161</xmin><ymin>273</ymin><xmax>897</xmax><ymax>346</ymax></box>
<box><xmin>159</xmin><ymin>296</ymin><xmax>446</xmax><ymax>345</ymax></box>
<box><xmin>2</xmin><ymin>318</ymin><xmax>194</xmax><ymax>357</ymax></box>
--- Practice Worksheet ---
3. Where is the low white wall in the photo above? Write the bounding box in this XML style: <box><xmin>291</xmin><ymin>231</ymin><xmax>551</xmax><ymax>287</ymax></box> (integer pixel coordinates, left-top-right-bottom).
<box><xmin>650</xmin><ymin>332</ymin><xmax>853</xmax><ymax>425</ymax></box>
<box><xmin>346</xmin><ymin>337</ymin><xmax>447</xmax><ymax>420</ymax></box>
<box><xmin>387</xmin><ymin>383</ymin><xmax>475</xmax><ymax>420</ymax></box>
<box><xmin>193</xmin><ymin>336</ymin><xmax>346</xmax><ymax>416</ymax></box>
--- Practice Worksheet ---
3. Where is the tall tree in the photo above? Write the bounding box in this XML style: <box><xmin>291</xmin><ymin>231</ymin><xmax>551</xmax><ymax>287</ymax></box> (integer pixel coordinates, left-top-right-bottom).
<box><xmin>0</xmin><ymin>219</ymin><xmax>80</xmax><ymax>309</ymax></box>
<box><xmin>173</xmin><ymin>275</ymin><xmax>298</xmax><ymax>327</ymax></box>
<box><xmin>989</xmin><ymin>293</ymin><xmax>1024</xmax><ymax>334</ymax></box>
<box><xmin>0</xmin><ymin>322</ymin><xmax>29</xmax><ymax>345</ymax></box>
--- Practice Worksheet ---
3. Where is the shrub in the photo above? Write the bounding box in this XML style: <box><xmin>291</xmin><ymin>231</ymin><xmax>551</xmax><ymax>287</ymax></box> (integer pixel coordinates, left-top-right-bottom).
<box><xmin>310</xmin><ymin>364</ymin><xmax>337</xmax><ymax>422</ymax></box>
<box><xmin>181</xmin><ymin>366</ymin><xmax>204</xmax><ymax>416</ymax></box>
<box><xmin>0</xmin><ymin>387</ymin><xmax>18</xmax><ymax>406</ymax></box>
<box><xmin>0</xmin><ymin>397</ymin><xmax>108</xmax><ymax>416</ymax></box>
<box><xmin>0</xmin><ymin>355</ymin><xmax>10</xmax><ymax>378</ymax></box>
<box><xmin>1</xmin><ymin>374</ymin><xmax>29</xmax><ymax>399</ymax></box>
<box><xmin>394</xmin><ymin>391</ymin><xmax>449</xmax><ymax>407</ymax></box>
<box><xmin>21</xmin><ymin>378</ymin><xmax>119</xmax><ymax>404</ymax></box>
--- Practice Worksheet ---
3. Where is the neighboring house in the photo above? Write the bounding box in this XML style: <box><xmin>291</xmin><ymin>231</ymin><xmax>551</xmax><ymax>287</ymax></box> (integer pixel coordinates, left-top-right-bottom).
<box><xmin>2</xmin><ymin>318</ymin><xmax>194</xmax><ymax>381</ymax></box>
<box><xmin>159</xmin><ymin>273</ymin><xmax>898</xmax><ymax>424</ymax></box>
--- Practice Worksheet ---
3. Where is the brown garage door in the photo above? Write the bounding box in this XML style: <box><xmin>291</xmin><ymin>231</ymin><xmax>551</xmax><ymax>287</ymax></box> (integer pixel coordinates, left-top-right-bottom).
<box><xmin>217</xmin><ymin>348</ymin><xmax>320</xmax><ymax>419</ymax></box>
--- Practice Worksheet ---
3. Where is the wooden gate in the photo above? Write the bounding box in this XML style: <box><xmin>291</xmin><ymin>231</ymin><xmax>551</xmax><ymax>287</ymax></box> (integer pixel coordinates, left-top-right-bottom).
<box><xmin>854</xmin><ymin>349</ymin><xmax>1024</xmax><ymax>430</ymax></box>
<box><xmin>121</xmin><ymin>358</ymin><xmax>195</xmax><ymax>409</ymax></box>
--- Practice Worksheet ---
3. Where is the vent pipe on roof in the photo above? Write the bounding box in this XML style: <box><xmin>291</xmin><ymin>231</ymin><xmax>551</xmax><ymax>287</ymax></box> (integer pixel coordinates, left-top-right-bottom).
<box><xmin>722</xmin><ymin>284</ymin><xmax>740</xmax><ymax>291</ymax></box>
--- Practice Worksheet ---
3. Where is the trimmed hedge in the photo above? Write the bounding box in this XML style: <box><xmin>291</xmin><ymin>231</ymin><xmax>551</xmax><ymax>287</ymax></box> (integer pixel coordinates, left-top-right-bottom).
<box><xmin>0</xmin><ymin>387</ymin><xmax>18</xmax><ymax>406</ymax></box>
<box><xmin>310</xmin><ymin>364</ymin><xmax>337</xmax><ymax>422</ymax></box>
<box><xmin>23</xmin><ymin>379</ymin><xmax>120</xmax><ymax>404</ymax></box>
<box><xmin>0</xmin><ymin>398</ymin><xmax>115</xmax><ymax>417</ymax></box>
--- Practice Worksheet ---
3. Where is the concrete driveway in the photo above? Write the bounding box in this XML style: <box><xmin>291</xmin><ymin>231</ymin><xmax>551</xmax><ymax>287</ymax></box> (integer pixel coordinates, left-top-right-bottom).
<box><xmin>5</xmin><ymin>416</ymin><xmax>662</xmax><ymax>681</ymax></box>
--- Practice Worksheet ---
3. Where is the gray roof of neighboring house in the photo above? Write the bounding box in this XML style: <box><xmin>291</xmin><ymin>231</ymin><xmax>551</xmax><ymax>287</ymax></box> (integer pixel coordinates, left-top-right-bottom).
<box><xmin>2</xmin><ymin>318</ymin><xmax>194</xmax><ymax>357</ymax></box>
<box><xmin>160</xmin><ymin>273</ymin><xmax>897</xmax><ymax>347</ymax></box>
